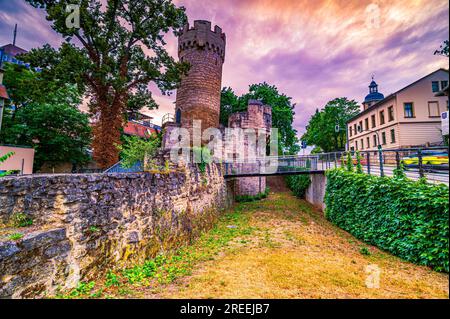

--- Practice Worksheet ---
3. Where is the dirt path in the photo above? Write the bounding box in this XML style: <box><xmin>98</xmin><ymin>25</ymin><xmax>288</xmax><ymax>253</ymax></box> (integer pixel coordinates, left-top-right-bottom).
<box><xmin>134</xmin><ymin>191</ymin><xmax>448</xmax><ymax>299</ymax></box>
<box><xmin>74</xmin><ymin>190</ymin><xmax>448</xmax><ymax>299</ymax></box>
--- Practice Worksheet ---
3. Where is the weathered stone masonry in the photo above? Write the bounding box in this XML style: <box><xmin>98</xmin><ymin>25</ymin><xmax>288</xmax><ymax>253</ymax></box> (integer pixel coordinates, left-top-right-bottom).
<box><xmin>0</xmin><ymin>164</ymin><xmax>232</xmax><ymax>298</ymax></box>
<box><xmin>175</xmin><ymin>20</ymin><xmax>226</xmax><ymax>137</ymax></box>
<box><xmin>228</xmin><ymin>100</ymin><xmax>272</xmax><ymax>196</ymax></box>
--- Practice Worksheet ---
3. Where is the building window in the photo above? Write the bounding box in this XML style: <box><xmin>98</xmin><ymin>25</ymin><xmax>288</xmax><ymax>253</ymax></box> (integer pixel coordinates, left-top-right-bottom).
<box><xmin>359</xmin><ymin>121</ymin><xmax>363</xmax><ymax>132</ymax></box>
<box><xmin>353</xmin><ymin>124</ymin><xmax>357</xmax><ymax>135</ymax></box>
<box><xmin>380</xmin><ymin>110</ymin><xmax>385</xmax><ymax>125</ymax></box>
<box><xmin>441</xmin><ymin>81</ymin><xmax>448</xmax><ymax>90</ymax></box>
<box><xmin>373</xmin><ymin>135</ymin><xmax>377</xmax><ymax>147</ymax></box>
<box><xmin>366</xmin><ymin>137</ymin><xmax>370</xmax><ymax>149</ymax></box>
<box><xmin>371</xmin><ymin>114</ymin><xmax>376</xmax><ymax>128</ymax></box>
<box><xmin>350</xmin><ymin>146</ymin><xmax>355</xmax><ymax>151</ymax></box>
<box><xmin>355</xmin><ymin>140</ymin><xmax>358</xmax><ymax>150</ymax></box>
<box><xmin>361</xmin><ymin>139</ymin><xmax>364</xmax><ymax>150</ymax></box>
<box><xmin>404</xmin><ymin>102</ymin><xmax>414</xmax><ymax>118</ymax></box>
<box><xmin>381</xmin><ymin>132</ymin><xmax>386</xmax><ymax>145</ymax></box>
<box><xmin>432</xmin><ymin>81</ymin><xmax>440</xmax><ymax>92</ymax></box>
<box><xmin>428</xmin><ymin>101</ymin><xmax>440</xmax><ymax>117</ymax></box>
<box><xmin>364</xmin><ymin>118</ymin><xmax>369</xmax><ymax>130</ymax></box>
<box><xmin>388</xmin><ymin>106</ymin><xmax>394</xmax><ymax>121</ymax></box>
<box><xmin>349</xmin><ymin>126</ymin><xmax>352</xmax><ymax>137</ymax></box>
<box><xmin>390</xmin><ymin>129</ymin><xmax>396</xmax><ymax>143</ymax></box>
<box><xmin>175</xmin><ymin>108</ymin><xmax>182</xmax><ymax>124</ymax></box>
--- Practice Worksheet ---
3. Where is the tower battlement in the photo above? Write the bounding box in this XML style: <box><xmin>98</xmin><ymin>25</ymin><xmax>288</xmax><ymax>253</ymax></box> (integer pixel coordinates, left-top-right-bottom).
<box><xmin>179</xmin><ymin>20</ymin><xmax>226</xmax><ymax>62</ymax></box>
<box><xmin>229</xmin><ymin>100</ymin><xmax>272</xmax><ymax>133</ymax></box>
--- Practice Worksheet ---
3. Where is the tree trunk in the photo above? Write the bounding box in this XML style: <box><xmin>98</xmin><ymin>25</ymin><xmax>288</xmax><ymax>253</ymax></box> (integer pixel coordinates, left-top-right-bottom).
<box><xmin>92</xmin><ymin>99</ymin><xmax>124</xmax><ymax>169</ymax></box>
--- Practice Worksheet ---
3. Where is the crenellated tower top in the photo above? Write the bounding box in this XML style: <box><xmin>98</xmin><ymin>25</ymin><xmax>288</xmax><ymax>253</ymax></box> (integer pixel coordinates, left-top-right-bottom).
<box><xmin>178</xmin><ymin>20</ymin><xmax>226</xmax><ymax>62</ymax></box>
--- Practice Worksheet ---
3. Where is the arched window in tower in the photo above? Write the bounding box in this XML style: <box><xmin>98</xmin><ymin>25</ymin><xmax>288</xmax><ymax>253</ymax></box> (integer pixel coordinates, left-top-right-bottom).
<box><xmin>176</xmin><ymin>108</ymin><xmax>181</xmax><ymax>124</ymax></box>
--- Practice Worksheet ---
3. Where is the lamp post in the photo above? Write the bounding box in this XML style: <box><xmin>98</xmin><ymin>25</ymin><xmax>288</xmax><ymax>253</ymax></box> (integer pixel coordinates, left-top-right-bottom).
<box><xmin>357</xmin><ymin>125</ymin><xmax>384</xmax><ymax>177</ymax></box>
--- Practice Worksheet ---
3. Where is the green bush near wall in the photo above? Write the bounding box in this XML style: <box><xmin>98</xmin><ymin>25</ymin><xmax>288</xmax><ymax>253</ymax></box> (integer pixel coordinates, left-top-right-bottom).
<box><xmin>286</xmin><ymin>174</ymin><xmax>311</xmax><ymax>198</ymax></box>
<box><xmin>235</xmin><ymin>187</ymin><xmax>270</xmax><ymax>202</ymax></box>
<box><xmin>324</xmin><ymin>169</ymin><xmax>449</xmax><ymax>272</ymax></box>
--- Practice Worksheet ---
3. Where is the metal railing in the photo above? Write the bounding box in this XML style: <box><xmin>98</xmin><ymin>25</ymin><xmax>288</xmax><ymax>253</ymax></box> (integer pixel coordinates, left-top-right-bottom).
<box><xmin>223</xmin><ymin>147</ymin><xmax>449</xmax><ymax>184</ymax></box>
<box><xmin>99</xmin><ymin>147</ymin><xmax>448</xmax><ymax>184</ymax></box>
<box><xmin>161</xmin><ymin>113</ymin><xmax>175</xmax><ymax>127</ymax></box>
<box><xmin>103</xmin><ymin>160</ymin><xmax>143</xmax><ymax>173</ymax></box>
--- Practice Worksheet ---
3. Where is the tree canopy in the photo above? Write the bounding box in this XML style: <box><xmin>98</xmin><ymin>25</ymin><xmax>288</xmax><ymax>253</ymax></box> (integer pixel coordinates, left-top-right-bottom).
<box><xmin>22</xmin><ymin>0</ymin><xmax>189</xmax><ymax>168</ymax></box>
<box><xmin>301</xmin><ymin>97</ymin><xmax>359</xmax><ymax>152</ymax></box>
<box><xmin>0</xmin><ymin>81</ymin><xmax>92</xmax><ymax>171</ymax></box>
<box><xmin>434</xmin><ymin>40</ymin><xmax>449</xmax><ymax>57</ymax></box>
<box><xmin>220</xmin><ymin>83</ymin><xmax>300</xmax><ymax>155</ymax></box>
<box><xmin>117</xmin><ymin>133</ymin><xmax>161</xmax><ymax>169</ymax></box>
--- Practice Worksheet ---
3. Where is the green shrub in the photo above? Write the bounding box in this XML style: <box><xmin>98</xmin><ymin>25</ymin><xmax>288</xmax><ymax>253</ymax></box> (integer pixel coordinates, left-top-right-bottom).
<box><xmin>9</xmin><ymin>233</ymin><xmax>24</xmax><ymax>241</ymax></box>
<box><xmin>0</xmin><ymin>152</ymin><xmax>14</xmax><ymax>177</ymax></box>
<box><xmin>117</xmin><ymin>134</ymin><xmax>161</xmax><ymax>169</ymax></box>
<box><xmin>285</xmin><ymin>174</ymin><xmax>311</xmax><ymax>198</ymax></box>
<box><xmin>193</xmin><ymin>146</ymin><xmax>212</xmax><ymax>174</ymax></box>
<box><xmin>324</xmin><ymin>169</ymin><xmax>449</xmax><ymax>272</ymax></box>
<box><xmin>11</xmin><ymin>212</ymin><xmax>33</xmax><ymax>227</ymax></box>
<box><xmin>393</xmin><ymin>161</ymin><xmax>407</xmax><ymax>179</ymax></box>
<box><xmin>235</xmin><ymin>187</ymin><xmax>270</xmax><ymax>202</ymax></box>
<box><xmin>355</xmin><ymin>151</ymin><xmax>363</xmax><ymax>174</ymax></box>
<box><xmin>346</xmin><ymin>152</ymin><xmax>354</xmax><ymax>172</ymax></box>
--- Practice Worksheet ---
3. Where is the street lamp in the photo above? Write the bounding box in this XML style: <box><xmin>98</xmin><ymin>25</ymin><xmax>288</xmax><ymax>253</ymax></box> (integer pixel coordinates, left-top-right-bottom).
<box><xmin>357</xmin><ymin>125</ymin><xmax>384</xmax><ymax>176</ymax></box>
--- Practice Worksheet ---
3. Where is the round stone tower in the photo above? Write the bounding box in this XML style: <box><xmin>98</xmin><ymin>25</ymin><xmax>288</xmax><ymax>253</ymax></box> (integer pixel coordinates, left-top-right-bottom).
<box><xmin>175</xmin><ymin>20</ymin><xmax>226</xmax><ymax>137</ymax></box>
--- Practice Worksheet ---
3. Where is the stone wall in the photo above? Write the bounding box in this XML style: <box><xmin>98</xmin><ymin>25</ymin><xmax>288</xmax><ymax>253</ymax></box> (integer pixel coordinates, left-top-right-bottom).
<box><xmin>228</xmin><ymin>100</ymin><xmax>272</xmax><ymax>196</ymax></box>
<box><xmin>0</xmin><ymin>164</ymin><xmax>232</xmax><ymax>298</ymax></box>
<box><xmin>305</xmin><ymin>173</ymin><xmax>327</xmax><ymax>212</ymax></box>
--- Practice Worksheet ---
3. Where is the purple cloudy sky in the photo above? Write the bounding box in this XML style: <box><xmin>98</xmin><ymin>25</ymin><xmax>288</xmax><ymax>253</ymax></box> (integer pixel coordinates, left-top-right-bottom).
<box><xmin>1</xmin><ymin>0</ymin><xmax>449</xmax><ymax>137</ymax></box>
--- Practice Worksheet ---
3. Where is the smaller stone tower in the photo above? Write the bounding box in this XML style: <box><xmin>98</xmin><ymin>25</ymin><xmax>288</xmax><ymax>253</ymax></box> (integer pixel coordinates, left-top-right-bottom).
<box><xmin>175</xmin><ymin>20</ymin><xmax>226</xmax><ymax>140</ymax></box>
<box><xmin>228</xmin><ymin>100</ymin><xmax>272</xmax><ymax>196</ymax></box>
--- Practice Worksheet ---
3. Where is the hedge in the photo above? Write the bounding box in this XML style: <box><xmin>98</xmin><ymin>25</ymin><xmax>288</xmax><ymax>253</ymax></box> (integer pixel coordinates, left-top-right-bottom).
<box><xmin>324</xmin><ymin>169</ymin><xmax>449</xmax><ymax>272</ymax></box>
<box><xmin>286</xmin><ymin>174</ymin><xmax>311</xmax><ymax>198</ymax></box>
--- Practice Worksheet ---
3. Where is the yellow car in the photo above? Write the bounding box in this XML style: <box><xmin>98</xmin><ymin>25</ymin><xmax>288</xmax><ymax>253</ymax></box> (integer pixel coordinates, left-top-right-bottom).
<box><xmin>402</xmin><ymin>151</ymin><xmax>449</xmax><ymax>166</ymax></box>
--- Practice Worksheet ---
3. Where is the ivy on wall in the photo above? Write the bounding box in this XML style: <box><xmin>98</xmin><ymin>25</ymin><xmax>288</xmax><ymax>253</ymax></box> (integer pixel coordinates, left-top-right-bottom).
<box><xmin>286</xmin><ymin>174</ymin><xmax>311</xmax><ymax>199</ymax></box>
<box><xmin>324</xmin><ymin>169</ymin><xmax>449</xmax><ymax>272</ymax></box>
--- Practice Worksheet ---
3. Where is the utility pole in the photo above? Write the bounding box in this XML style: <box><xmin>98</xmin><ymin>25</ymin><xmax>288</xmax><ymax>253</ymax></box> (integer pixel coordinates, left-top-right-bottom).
<box><xmin>0</xmin><ymin>49</ymin><xmax>8</xmax><ymax>135</ymax></box>
<box><xmin>13</xmin><ymin>24</ymin><xmax>17</xmax><ymax>46</ymax></box>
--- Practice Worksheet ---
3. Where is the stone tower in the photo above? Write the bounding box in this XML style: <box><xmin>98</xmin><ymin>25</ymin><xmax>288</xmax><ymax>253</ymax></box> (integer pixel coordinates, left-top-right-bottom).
<box><xmin>228</xmin><ymin>100</ymin><xmax>272</xmax><ymax>196</ymax></box>
<box><xmin>175</xmin><ymin>20</ymin><xmax>226</xmax><ymax>138</ymax></box>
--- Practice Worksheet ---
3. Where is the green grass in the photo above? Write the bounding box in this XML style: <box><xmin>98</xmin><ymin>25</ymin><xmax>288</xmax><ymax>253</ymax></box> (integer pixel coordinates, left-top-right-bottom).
<box><xmin>88</xmin><ymin>226</ymin><xmax>100</xmax><ymax>233</ymax></box>
<box><xmin>11</xmin><ymin>212</ymin><xmax>33</xmax><ymax>227</ymax></box>
<box><xmin>235</xmin><ymin>188</ymin><xmax>270</xmax><ymax>202</ymax></box>
<box><xmin>8</xmin><ymin>232</ymin><xmax>24</xmax><ymax>241</ymax></box>
<box><xmin>359</xmin><ymin>246</ymin><xmax>371</xmax><ymax>256</ymax></box>
<box><xmin>58</xmin><ymin>201</ymin><xmax>258</xmax><ymax>298</ymax></box>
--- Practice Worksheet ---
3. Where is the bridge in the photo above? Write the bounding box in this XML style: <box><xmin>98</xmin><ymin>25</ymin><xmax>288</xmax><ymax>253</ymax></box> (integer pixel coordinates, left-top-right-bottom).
<box><xmin>223</xmin><ymin>155</ymin><xmax>328</xmax><ymax>178</ymax></box>
<box><xmin>104</xmin><ymin>147</ymin><xmax>449</xmax><ymax>185</ymax></box>
<box><xmin>223</xmin><ymin>148</ymin><xmax>449</xmax><ymax>185</ymax></box>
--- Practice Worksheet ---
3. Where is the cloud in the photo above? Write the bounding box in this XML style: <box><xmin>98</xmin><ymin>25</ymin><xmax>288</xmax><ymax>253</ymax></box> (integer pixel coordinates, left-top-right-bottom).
<box><xmin>1</xmin><ymin>0</ymin><xmax>448</xmax><ymax>138</ymax></box>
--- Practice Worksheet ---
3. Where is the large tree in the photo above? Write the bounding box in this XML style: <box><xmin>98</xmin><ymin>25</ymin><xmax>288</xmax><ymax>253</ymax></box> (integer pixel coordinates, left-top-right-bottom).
<box><xmin>301</xmin><ymin>97</ymin><xmax>359</xmax><ymax>152</ymax></box>
<box><xmin>22</xmin><ymin>0</ymin><xmax>188</xmax><ymax>168</ymax></box>
<box><xmin>434</xmin><ymin>40</ymin><xmax>449</xmax><ymax>57</ymax></box>
<box><xmin>220</xmin><ymin>83</ymin><xmax>300</xmax><ymax>154</ymax></box>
